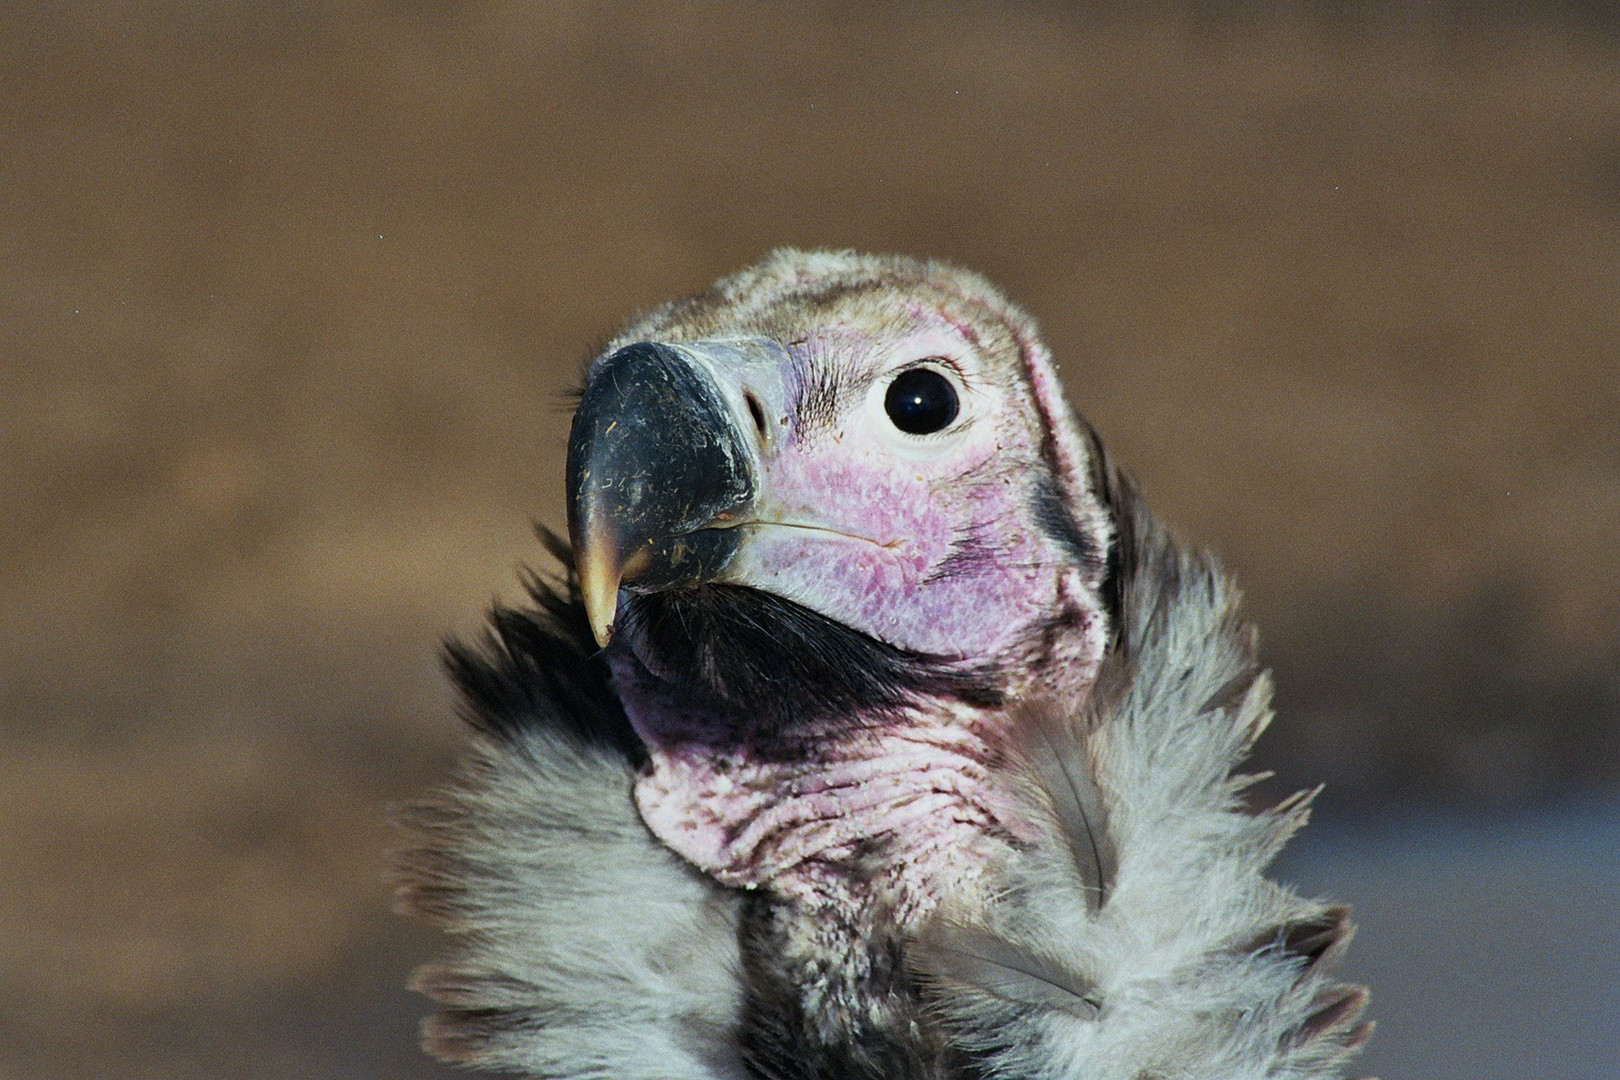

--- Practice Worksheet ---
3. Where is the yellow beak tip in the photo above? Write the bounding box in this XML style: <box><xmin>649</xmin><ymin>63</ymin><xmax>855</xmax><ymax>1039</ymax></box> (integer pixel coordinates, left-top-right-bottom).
<box><xmin>575</xmin><ymin>533</ymin><xmax>623</xmax><ymax>650</ymax></box>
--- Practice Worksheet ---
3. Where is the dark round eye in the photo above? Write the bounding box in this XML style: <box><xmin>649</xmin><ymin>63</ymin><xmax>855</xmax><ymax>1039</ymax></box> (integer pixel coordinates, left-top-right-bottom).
<box><xmin>883</xmin><ymin>367</ymin><xmax>960</xmax><ymax>435</ymax></box>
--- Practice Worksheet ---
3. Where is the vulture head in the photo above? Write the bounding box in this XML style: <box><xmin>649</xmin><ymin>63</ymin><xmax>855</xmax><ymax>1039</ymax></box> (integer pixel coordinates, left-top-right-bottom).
<box><xmin>569</xmin><ymin>251</ymin><xmax>1114</xmax><ymax>922</ymax></box>
<box><xmin>396</xmin><ymin>250</ymin><xmax>1371</xmax><ymax>1080</ymax></box>
<box><xmin>571</xmin><ymin>250</ymin><xmax>1110</xmax><ymax>666</ymax></box>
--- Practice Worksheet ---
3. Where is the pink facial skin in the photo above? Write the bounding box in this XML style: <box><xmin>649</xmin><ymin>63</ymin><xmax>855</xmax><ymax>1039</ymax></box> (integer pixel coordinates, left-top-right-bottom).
<box><xmin>611</xmin><ymin>309</ymin><xmax>1110</xmax><ymax>929</ymax></box>
<box><xmin>719</xmin><ymin>323</ymin><xmax>1085</xmax><ymax>660</ymax></box>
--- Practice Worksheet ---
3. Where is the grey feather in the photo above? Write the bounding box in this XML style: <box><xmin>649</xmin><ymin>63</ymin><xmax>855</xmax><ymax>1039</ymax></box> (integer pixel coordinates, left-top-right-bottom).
<box><xmin>910</xmin><ymin>922</ymin><xmax>1102</xmax><ymax>1018</ymax></box>
<box><xmin>1015</xmin><ymin>700</ymin><xmax>1118</xmax><ymax>912</ymax></box>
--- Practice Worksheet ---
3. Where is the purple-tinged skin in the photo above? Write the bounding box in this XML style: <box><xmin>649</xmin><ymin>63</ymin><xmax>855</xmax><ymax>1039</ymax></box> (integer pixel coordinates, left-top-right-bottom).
<box><xmin>592</xmin><ymin>252</ymin><xmax>1113</xmax><ymax>933</ymax></box>
<box><xmin>638</xmin><ymin>323</ymin><xmax>1090</xmax><ymax>660</ymax></box>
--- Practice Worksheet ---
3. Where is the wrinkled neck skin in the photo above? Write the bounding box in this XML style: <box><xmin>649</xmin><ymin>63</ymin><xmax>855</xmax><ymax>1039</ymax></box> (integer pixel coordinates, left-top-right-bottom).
<box><xmin>606</xmin><ymin>567</ymin><xmax>1107</xmax><ymax>933</ymax></box>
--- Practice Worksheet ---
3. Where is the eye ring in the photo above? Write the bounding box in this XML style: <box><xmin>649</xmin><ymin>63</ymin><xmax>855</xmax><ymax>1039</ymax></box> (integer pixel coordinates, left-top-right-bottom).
<box><xmin>883</xmin><ymin>366</ymin><xmax>960</xmax><ymax>435</ymax></box>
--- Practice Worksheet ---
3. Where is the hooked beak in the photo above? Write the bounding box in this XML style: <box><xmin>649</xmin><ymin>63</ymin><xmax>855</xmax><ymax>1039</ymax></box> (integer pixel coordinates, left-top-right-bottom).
<box><xmin>566</xmin><ymin>340</ymin><xmax>779</xmax><ymax>646</ymax></box>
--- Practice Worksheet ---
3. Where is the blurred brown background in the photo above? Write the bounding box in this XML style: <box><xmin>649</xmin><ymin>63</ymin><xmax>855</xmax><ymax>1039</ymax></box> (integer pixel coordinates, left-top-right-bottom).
<box><xmin>3</xmin><ymin>3</ymin><xmax>1617</xmax><ymax>1078</ymax></box>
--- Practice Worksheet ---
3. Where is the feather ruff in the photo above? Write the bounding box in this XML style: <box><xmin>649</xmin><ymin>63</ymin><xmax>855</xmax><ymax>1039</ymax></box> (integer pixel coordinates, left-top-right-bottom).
<box><xmin>395</xmin><ymin>481</ymin><xmax>1369</xmax><ymax>1078</ymax></box>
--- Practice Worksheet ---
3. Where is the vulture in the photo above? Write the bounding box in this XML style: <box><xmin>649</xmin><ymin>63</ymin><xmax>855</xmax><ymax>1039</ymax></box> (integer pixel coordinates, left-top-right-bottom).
<box><xmin>394</xmin><ymin>250</ymin><xmax>1371</xmax><ymax>1080</ymax></box>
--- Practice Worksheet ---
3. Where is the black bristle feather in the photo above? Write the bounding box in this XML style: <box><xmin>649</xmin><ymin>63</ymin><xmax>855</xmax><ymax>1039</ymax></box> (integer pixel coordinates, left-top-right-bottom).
<box><xmin>441</xmin><ymin>549</ymin><xmax>639</xmax><ymax>760</ymax></box>
<box><xmin>1029</xmin><ymin>471</ymin><xmax>1098</xmax><ymax>571</ymax></box>
<box><xmin>619</xmin><ymin>585</ymin><xmax>1003</xmax><ymax>754</ymax></box>
<box><xmin>1077</xmin><ymin>421</ymin><xmax>1131</xmax><ymax>649</ymax></box>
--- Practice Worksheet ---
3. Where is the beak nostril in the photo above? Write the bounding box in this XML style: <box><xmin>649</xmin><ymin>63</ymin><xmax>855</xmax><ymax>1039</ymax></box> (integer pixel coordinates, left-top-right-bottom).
<box><xmin>744</xmin><ymin>391</ymin><xmax>768</xmax><ymax>439</ymax></box>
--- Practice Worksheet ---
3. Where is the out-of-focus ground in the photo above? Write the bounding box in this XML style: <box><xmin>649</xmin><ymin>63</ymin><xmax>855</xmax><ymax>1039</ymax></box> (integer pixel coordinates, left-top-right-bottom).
<box><xmin>2</xmin><ymin>3</ymin><xmax>1616</xmax><ymax>1078</ymax></box>
<box><xmin>1277</xmin><ymin>796</ymin><xmax>1620</xmax><ymax>1080</ymax></box>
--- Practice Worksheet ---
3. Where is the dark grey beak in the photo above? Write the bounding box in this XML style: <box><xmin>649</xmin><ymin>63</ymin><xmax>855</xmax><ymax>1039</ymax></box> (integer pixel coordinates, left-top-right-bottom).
<box><xmin>566</xmin><ymin>342</ymin><xmax>758</xmax><ymax>645</ymax></box>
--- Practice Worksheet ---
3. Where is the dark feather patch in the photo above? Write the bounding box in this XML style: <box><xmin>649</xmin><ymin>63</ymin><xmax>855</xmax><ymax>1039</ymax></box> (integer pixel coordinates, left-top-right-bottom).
<box><xmin>421</xmin><ymin>1005</ymin><xmax>541</xmax><ymax>1065</ymax></box>
<box><xmin>739</xmin><ymin>896</ymin><xmax>960</xmax><ymax>1080</ymax></box>
<box><xmin>1083</xmin><ymin>424</ymin><xmax>1133</xmax><ymax>649</ymax></box>
<box><xmin>1289</xmin><ymin>986</ymin><xmax>1372</xmax><ymax>1049</ymax></box>
<box><xmin>618</xmin><ymin>585</ymin><xmax>1002</xmax><ymax>752</ymax></box>
<box><xmin>923</xmin><ymin>522</ymin><xmax>1004</xmax><ymax>584</ymax></box>
<box><xmin>1236</xmin><ymin>904</ymin><xmax>1355</xmax><ymax>978</ymax></box>
<box><xmin>1280</xmin><ymin>906</ymin><xmax>1354</xmax><ymax>970</ymax></box>
<box><xmin>1029</xmin><ymin>471</ymin><xmax>1098</xmax><ymax>570</ymax></box>
<box><xmin>441</xmin><ymin>528</ymin><xmax>638</xmax><ymax>759</ymax></box>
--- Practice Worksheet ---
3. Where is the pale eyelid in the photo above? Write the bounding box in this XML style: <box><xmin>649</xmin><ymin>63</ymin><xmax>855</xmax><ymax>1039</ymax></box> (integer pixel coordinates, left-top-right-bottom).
<box><xmin>881</xmin><ymin>354</ymin><xmax>972</xmax><ymax>391</ymax></box>
<box><xmin>929</xmin><ymin>353</ymin><xmax>972</xmax><ymax>388</ymax></box>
